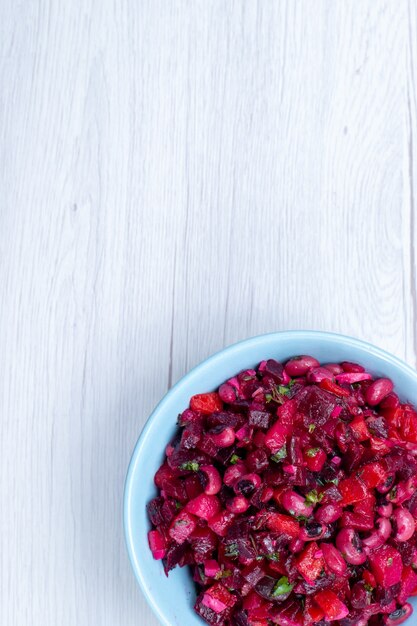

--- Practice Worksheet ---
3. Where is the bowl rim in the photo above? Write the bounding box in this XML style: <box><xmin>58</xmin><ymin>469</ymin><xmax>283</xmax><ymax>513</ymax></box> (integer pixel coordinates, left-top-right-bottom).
<box><xmin>124</xmin><ymin>329</ymin><xmax>417</xmax><ymax>626</ymax></box>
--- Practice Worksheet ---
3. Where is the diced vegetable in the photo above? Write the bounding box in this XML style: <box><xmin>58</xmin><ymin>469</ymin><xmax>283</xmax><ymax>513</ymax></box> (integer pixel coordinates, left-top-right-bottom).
<box><xmin>146</xmin><ymin>356</ymin><xmax>417</xmax><ymax>626</ymax></box>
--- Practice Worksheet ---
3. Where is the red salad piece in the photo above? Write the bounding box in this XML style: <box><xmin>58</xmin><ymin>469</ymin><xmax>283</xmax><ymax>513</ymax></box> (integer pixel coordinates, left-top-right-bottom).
<box><xmin>146</xmin><ymin>356</ymin><xmax>417</xmax><ymax>626</ymax></box>
<box><xmin>190</xmin><ymin>392</ymin><xmax>223</xmax><ymax>414</ymax></box>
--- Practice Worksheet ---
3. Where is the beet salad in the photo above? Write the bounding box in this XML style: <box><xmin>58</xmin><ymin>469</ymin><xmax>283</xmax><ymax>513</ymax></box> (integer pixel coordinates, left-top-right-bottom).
<box><xmin>146</xmin><ymin>356</ymin><xmax>417</xmax><ymax>626</ymax></box>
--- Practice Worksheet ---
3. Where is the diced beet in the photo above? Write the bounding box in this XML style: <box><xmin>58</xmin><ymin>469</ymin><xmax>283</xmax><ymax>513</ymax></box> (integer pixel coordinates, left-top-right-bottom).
<box><xmin>154</xmin><ymin>463</ymin><xmax>177</xmax><ymax>488</ymax></box>
<box><xmin>208</xmin><ymin>510</ymin><xmax>235</xmax><ymax>537</ymax></box>
<box><xmin>169</xmin><ymin>511</ymin><xmax>197</xmax><ymax>544</ymax></box>
<box><xmin>340</xmin><ymin>511</ymin><xmax>374</xmax><ymax>530</ymax></box>
<box><xmin>163</xmin><ymin>478</ymin><xmax>188</xmax><ymax>502</ymax></box>
<box><xmin>264</xmin><ymin>420</ymin><xmax>289</xmax><ymax>453</ymax></box>
<box><xmin>181</xmin><ymin>421</ymin><xmax>202</xmax><ymax>449</ymax></box>
<box><xmin>184</xmin><ymin>474</ymin><xmax>204</xmax><ymax>500</ymax></box>
<box><xmin>147</xmin><ymin>497</ymin><xmax>165</xmax><ymax>526</ymax></box>
<box><xmin>339</xmin><ymin>476</ymin><xmax>368</xmax><ymax>505</ymax></box>
<box><xmin>190</xmin><ymin>392</ymin><xmax>223</xmax><ymax>414</ymax></box>
<box><xmin>206</xmin><ymin>411</ymin><xmax>244</xmax><ymax>430</ymax></box>
<box><xmin>189</xmin><ymin>527</ymin><xmax>218</xmax><ymax>563</ymax></box>
<box><xmin>398</xmin><ymin>565</ymin><xmax>417</xmax><ymax>604</ymax></box>
<box><xmin>266</xmin><ymin>512</ymin><xmax>300</xmax><ymax>539</ymax></box>
<box><xmin>194</xmin><ymin>594</ymin><xmax>229</xmax><ymax>625</ymax></box>
<box><xmin>246</xmin><ymin>448</ymin><xmax>269</xmax><ymax>473</ymax></box>
<box><xmin>240</xmin><ymin>562</ymin><xmax>265</xmax><ymax>587</ymax></box>
<box><xmin>360</xmin><ymin>462</ymin><xmax>388</xmax><ymax>488</ymax></box>
<box><xmin>164</xmin><ymin>542</ymin><xmax>192</xmax><ymax>573</ymax></box>
<box><xmin>304</xmin><ymin>447</ymin><xmax>327</xmax><ymax>472</ymax></box>
<box><xmin>314</xmin><ymin>590</ymin><xmax>349</xmax><ymax>620</ymax></box>
<box><xmin>168</xmin><ymin>448</ymin><xmax>210</xmax><ymax>471</ymax></box>
<box><xmin>296</xmin><ymin>542</ymin><xmax>324</xmax><ymax>582</ymax></box>
<box><xmin>161</xmin><ymin>498</ymin><xmax>179</xmax><ymax>525</ymax></box>
<box><xmin>233</xmin><ymin>609</ymin><xmax>250</xmax><ymax>626</ymax></box>
<box><xmin>202</xmin><ymin>583</ymin><xmax>237</xmax><ymax>614</ymax></box>
<box><xmin>296</xmin><ymin>386</ymin><xmax>340</xmax><ymax>427</ymax></box>
<box><xmin>349</xmin><ymin>416</ymin><xmax>371</xmax><ymax>442</ymax></box>
<box><xmin>263</xmin><ymin>359</ymin><xmax>285</xmax><ymax>382</ymax></box>
<box><xmin>148</xmin><ymin>529</ymin><xmax>167</xmax><ymax>559</ymax></box>
<box><xmin>248</xmin><ymin>409</ymin><xmax>272</xmax><ymax>429</ymax></box>
<box><xmin>270</xmin><ymin>599</ymin><xmax>304</xmax><ymax>626</ymax></box>
<box><xmin>368</xmin><ymin>545</ymin><xmax>403</xmax><ymax>587</ymax></box>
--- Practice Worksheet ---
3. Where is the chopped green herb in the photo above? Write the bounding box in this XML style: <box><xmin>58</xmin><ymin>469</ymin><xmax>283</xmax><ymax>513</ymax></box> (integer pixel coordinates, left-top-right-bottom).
<box><xmin>256</xmin><ymin>556</ymin><xmax>264</xmax><ymax>561</ymax></box>
<box><xmin>289</xmin><ymin>509</ymin><xmax>295</xmax><ymax>516</ymax></box>
<box><xmin>265</xmin><ymin>385</ymin><xmax>286</xmax><ymax>404</ymax></box>
<box><xmin>242</xmin><ymin>375</ymin><xmax>253</xmax><ymax>381</ymax></box>
<box><xmin>364</xmin><ymin>583</ymin><xmax>374</xmax><ymax>592</ymax></box>
<box><xmin>305</xmin><ymin>489</ymin><xmax>323</xmax><ymax>505</ymax></box>
<box><xmin>308</xmin><ymin>424</ymin><xmax>316</xmax><ymax>433</ymax></box>
<box><xmin>229</xmin><ymin>454</ymin><xmax>240</xmax><ymax>465</ymax></box>
<box><xmin>266</xmin><ymin>553</ymin><xmax>280</xmax><ymax>562</ymax></box>
<box><xmin>271</xmin><ymin>445</ymin><xmax>287</xmax><ymax>463</ymax></box>
<box><xmin>175</xmin><ymin>501</ymin><xmax>182</xmax><ymax>510</ymax></box>
<box><xmin>327</xmin><ymin>477</ymin><xmax>339</xmax><ymax>485</ymax></box>
<box><xmin>387</xmin><ymin>557</ymin><xmax>393</xmax><ymax>566</ymax></box>
<box><xmin>296</xmin><ymin>514</ymin><xmax>309</xmax><ymax>522</ymax></box>
<box><xmin>180</xmin><ymin>461</ymin><xmax>200</xmax><ymax>471</ymax></box>
<box><xmin>271</xmin><ymin>576</ymin><xmax>294</xmax><ymax>597</ymax></box>
<box><xmin>198</xmin><ymin>566</ymin><xmax>207</xmax><ymax>584</ymax></box>
<box><xmin>389</xmin><ymin>486</ymin><xmax>397</xmax><ymax>500</ymax></box>
<box><xmin>278</xmin><ymin>385</ymin><xmax>290</xmax><ymax>396</ymax></box>
<box><xmin>225</xmin><ymin>542</ymin><xmax>239</xmax><ymax>558</ymax></box>
<box><xmin>306</xmin><ymin>448</ymin><xmax>320</xmax><ymax>458</ymax></box>
<box><xmin>215</xmin><ymin>569</ymin><xmax>231</xmax><ymax>580</ymax></box>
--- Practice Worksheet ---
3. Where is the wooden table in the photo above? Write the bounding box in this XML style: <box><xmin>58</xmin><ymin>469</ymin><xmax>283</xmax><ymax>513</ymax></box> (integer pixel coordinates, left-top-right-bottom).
<box><xmin>1</xmin><ymin>2</ymin><xmax>416</xmax><ymax>624</ymax></box>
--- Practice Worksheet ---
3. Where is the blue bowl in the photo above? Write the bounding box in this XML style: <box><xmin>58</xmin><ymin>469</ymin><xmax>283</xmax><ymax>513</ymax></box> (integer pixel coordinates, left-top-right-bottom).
<box><xmin>124</xmin><ymin>330</ymin><xmax>417</xmax><ymax>626</ymax></box>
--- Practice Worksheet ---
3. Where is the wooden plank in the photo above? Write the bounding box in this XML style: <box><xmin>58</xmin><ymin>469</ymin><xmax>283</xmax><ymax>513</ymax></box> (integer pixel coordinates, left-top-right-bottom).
<box><xmin>406</xmin><ymin>0</ymin><xmax>417</xmax><ymax>367</ymax></box>
<box><xmin>0</xmin><ymin>2</ymin><xmax>413</xmax><ymax>626</ymax></box>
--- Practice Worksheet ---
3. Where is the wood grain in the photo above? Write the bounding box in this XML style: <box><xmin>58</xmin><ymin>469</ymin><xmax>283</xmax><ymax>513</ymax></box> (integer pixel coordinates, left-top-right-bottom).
<box><xmin>0</xmin><ymin>1</ymin><xmax>415</xmax><ymax>625</ymax></box>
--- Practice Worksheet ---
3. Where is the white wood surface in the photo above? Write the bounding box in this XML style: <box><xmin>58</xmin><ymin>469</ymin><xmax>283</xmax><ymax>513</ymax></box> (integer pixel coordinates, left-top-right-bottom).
<box><xmin>1</xmin><ymin>1</ymin><xmax>416</xmax><ymax>625</ymax></box>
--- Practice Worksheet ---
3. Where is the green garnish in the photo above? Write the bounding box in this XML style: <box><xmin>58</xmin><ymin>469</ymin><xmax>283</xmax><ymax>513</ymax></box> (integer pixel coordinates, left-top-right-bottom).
<box><xmin>271</xmin><ymin>576</ymin><xmax>294</xmax><ymax>597</ymax></box>
<box><xmin>308</xmin><ymin>424</ymin><xmax>316</xmax><ymax>433</ymax></box>
<box><xmin>215</xmin><ymin>569</ymin><xmax>232</xmax><ymax>580</ymax></box>
<box><xmin>266</xmin><ymin>553</ymin><xmax>280</xmax><ymax>562</ymax></box>
<box><xmin>327</xmin><ymin>477</ymin><xmax>339</xmax><ymax>485</ymax></box>
<box><xmin>387</xmin><ymin>557</ymin><xmax>393</xmax><ymax>566</ymax></box>
<box><xmin>180</xmin><ymin>461</ymin><xmax>200</xmax><ymax>471</ymax></box>
<box><xmin>265</xmin><ymin>385</ymin><xmax>286</xmax><ymax>404</ymax></box>
<box><xmin>271</xmin><ymin>445</ymin><xmax>287</xmax><ymax>462</ymax></box>
<box><xmin>364</xmin><ymin>583</ymin><xmax>373</xmax><ymax>592</ymax></box>
<box><xmin>388</xmin><ymin>486</ymin><xmax>397</xmax><ymax>500</ymax></box>
<box><xmin>305</xmin><ymin>489</ymin><xmax>323</xmax><ymax>505</ymax></box>
<box><xmin>225</xmin><ymin>542</ymin><xmax>239</xmax><ymax>558</ymax></box>
<box><xmin>306</xmin><ymin>448</ymin><xmax>320</xmax><ymax>458</ymax></box>
<box><xmin>229</xmin><ymin>454</ymin><xmax>240</xmax><ymax>465</ymax></box>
